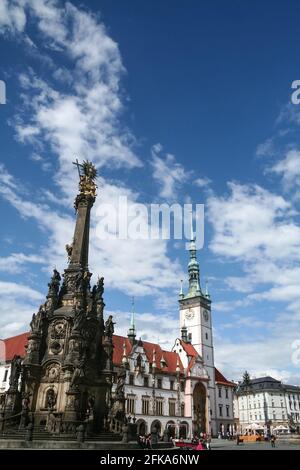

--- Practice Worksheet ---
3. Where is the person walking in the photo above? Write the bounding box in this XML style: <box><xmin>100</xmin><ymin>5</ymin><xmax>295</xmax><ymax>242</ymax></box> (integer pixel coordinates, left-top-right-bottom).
<box><xmin>270</xmin><ymin>434</ymin><xmax>276</xmax><ymax>448</ymax></box>
<box><xmin>206</xmin><ymin>434</ymin><xmax>211</xmax><ymax>450</ymax></box>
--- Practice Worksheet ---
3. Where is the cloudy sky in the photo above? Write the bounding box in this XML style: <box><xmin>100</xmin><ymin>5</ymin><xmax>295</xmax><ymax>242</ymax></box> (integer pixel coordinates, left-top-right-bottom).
<box><xmin>1</xmin><ymin>0</ymin><xmax>300</xmax><ymax>384</ymax></box>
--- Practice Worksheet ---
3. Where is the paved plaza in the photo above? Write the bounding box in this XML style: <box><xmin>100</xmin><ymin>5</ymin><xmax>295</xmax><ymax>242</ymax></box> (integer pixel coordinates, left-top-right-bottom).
<box><xmin>209</xmin><ymin>438</ymin><xmax>300</xmax><ymax>450</ymax></box>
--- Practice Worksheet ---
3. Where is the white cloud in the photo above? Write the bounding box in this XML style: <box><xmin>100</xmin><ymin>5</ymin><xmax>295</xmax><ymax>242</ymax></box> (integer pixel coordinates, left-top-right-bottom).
<box><xmin>207</xmin><ymin>182</ymin><xmax>298</xmax><ymax>261</ymax></box>
<box><xmin>0</xmin><ymin>0</ymin><xmax>26</xmax><ymax>33</ymax></box>
<box><xmin>1</xmin><ymin>1</ymin><xmax>142</xmax><ymax>177</ymax></box>
<box><xmin>151</xmin><ymin>144</ymin><xmax>189</xmax><ymax>199</ymax></box>
<box><xmin>110</xmin><ymin>309</ymin><xmax>180</xmax><ymax>350</ymax></box>
<box><xmin>0</xmin><ymin>281</ymin><xmax>42</xmax><ymax>300</ymax></box>
<box><xmin>0</xmin><ymin>253</ymin><xmax>44</xmax><ymax>274</ymax></box>
<box><xmin>0</xmin><ymin>280</ymin><xmax>44</xmax><ymax>337</ymax></box>
<box><xmin>214</xmin><ymin>331</ymin><xmax>300</xmax><ymax>384</ymax></box>
<box><xmin>194</xmin><ymin>177</ymin><xmax>211</xmax><ymax>188</ymax></box>
<box><xmin>270</xmin><ymin>149</ymin><xmax>300</xmax><ymax>190</ymax></box>
<box><xmin>256</xmin><ymin>138</ymin><xmax>275</xmax><ymax>157</ymax></box>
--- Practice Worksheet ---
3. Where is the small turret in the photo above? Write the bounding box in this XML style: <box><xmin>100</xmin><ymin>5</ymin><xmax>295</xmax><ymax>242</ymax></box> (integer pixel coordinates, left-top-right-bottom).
<box><xmin>181</xmin><ymin>323</ymin><xmax>188</xmax><ymax>342</ymax></box>
<box><xmin>127</xmin><ymin>297</ymin><xmax>136</xmax><ymax>344</ymax></box>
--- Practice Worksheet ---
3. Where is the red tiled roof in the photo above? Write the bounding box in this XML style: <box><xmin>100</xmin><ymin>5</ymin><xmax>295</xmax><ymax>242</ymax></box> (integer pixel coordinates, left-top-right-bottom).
<box><xmin>187</xmin><ymin>356</ymin><xmax>196</xmax><ymax>373</ymax></box>
<box><xmin>113</xmin><ymin>334</ymin><xmax>184</xmax><ymax>374</ymax></box>
<box><xmin>180</xmin><ymin>340</ymin><xmax>199</xmax><ymax>358</ymax></box>
<box><xmin>3</xmin><ymin>332</ymin><xmax>29</xmax><ymax>361</ymax></box>
<box><xmin>112</xmin><ymin>335</ymin><xmax>133</xmax><ymax>365</ymax></box>
<box><xmin>215</xmin><ymin>367</ymin><xmax>235</xmax><ymax>387</ymax></box>
<box><xmin>2</xmin><ymin>332</ymin><xmax>232</xmax><ymax>385</ymax></box>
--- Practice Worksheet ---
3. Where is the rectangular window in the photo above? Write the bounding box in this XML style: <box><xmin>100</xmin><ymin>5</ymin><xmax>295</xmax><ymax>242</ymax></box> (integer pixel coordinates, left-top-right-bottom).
<box><xmin>143</xmin><ymin>376</ymin><xmax>149</xmax><ymax>387</ymax></box>
<box><xmin>157</xmin><ymin>378</ymin><xmax>162</xmax><ymax>389</ymax></box>
<box><xmin>226</xmin><ymin>405</ymin><xmax>229</xmax><ymax>417</ymax></box>
<box><xmin>126</xmin><ymin>396</ymin><xmax>135</xmax><ymax>414</ymax></box>
<box><xmin>3</xmin><ymin>370</ymin><xmax>8</xmax><ymax>382</ymax></box>
<box><xmin>219</xmin><ymin>405</ymin><xmax>223</xmax><ymax>417</ymax></box>
<box><xmin>170</xmin><ymin>380</ymin><xmax>174</xmax><ymax>390</ymax></box>
<box><xmin>218</xmin><ymin>388</ymin><xmax>222</xmax><ymax>398</ymax></box>
<box><xmin>180</xmin><ymin>381</ymin><xmax>185</xmax><ymax>392</ymax></box>
<box><xmin>142</xmin><ymin>397</ymin><xmax>149</xmax><ymax>415</ymax></box>
<box><xmin>225</xmin><ymin>388</ymin><xmax>228</xmax><ymax>399</ymax></box>
<box><xmin>169</xmin><ymin>400</ymin><xmax>176</xmax><ymax>416</ymax></box>
<box><xmin>129</xmin><ymin>374</ymin><xmax>134</xmax><ymax>386</ymax></box>
<box><xmin>156</xmin><ymin>400</ymin><xmax>163</xmax><ymax>416</ymax></box>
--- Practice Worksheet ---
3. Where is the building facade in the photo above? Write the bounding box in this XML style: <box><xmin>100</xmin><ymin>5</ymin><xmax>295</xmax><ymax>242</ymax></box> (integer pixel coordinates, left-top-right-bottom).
<box><xmin>234</xmin><ymin>376</ymin><xmax>300</xmax><ymax>434</ymax></box>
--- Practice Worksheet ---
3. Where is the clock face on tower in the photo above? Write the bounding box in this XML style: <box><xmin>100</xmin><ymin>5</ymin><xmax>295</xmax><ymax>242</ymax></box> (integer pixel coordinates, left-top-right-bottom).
<box><xmin>185</xmin><ymin>309</ymin><xmax>194</xmax><ymax>320</ymax></box>
<box><xmin>203</xmin><ymin>309</ymin><xmax>209</xmax><ymax>321</ymax></box>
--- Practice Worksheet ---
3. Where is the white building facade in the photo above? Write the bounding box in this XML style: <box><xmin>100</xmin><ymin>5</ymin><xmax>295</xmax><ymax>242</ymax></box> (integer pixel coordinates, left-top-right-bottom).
<box><xmin>234</xmin><ymin>376</ymin><xmax>300</xmax><ymax>434</ymax></box>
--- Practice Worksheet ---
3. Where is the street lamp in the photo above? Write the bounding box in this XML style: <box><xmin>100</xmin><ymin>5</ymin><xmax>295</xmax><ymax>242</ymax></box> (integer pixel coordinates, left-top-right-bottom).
<box><xmin>176</xmin><ymin>419</ymin><xmax>181</xmax><ymax>439</ymax></box>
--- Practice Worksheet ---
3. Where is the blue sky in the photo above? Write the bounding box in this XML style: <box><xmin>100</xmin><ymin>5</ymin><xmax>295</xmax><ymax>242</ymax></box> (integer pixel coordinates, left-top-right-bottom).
<box><xmin>1</xmin><ymin>0</ymin><xmax>300</xmax><ymax>384</ymax></box>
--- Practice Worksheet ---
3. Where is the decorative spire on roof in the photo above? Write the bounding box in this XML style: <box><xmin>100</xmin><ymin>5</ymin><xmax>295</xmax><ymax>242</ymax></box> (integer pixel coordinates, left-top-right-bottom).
<box><xmin>127</xmin><ymin>296</ymin><xmax>136</xmax><ymax>344</ymax></box>
<box><xmin>205</xmin><ymin>278</ymin><xmax>210</xmax><ymax>298</ymax></box>
<box><xmin>152</xmin><ymin>348</ymin><xmax>157</xmax><ymax>371</ymax></box>
<box><xmin>176</xmin><ymin>356</ymin><xmax>181</xmax><ymax>374</ymax></box>
<box><xmin>179</xmin><ymin>279</ymin><xmax>184</xmax><ymax>299</ymax></box>
<box><xmin>186</xmin><ymin>212</ymin><xmax>201</xmax><ymax>298</ymax></box>
<box><xmin>122</xmin><ymin>340</ymin><xmax>128</xmax><ymax>366</ymax></box>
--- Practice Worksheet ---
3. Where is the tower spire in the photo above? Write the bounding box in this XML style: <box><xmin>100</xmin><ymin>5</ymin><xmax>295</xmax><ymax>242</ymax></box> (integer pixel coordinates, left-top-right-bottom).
<box><xmin>179</xmin><ymin>279</ymin><xmax>184</xmax><ymax>299</ymax></box>
<box><xmin>186</xmin><ymin>215</ymin><xmax>201</xmax><ymax>298</ymax></box>
<box><xmin>205</xmin><ymin>278</ymin><xmax>210</xmax><ymax>298</ymax></box>
<box><xmin>127</xmin><ymin>296</ymin><xmax>136</xmax><ymax>344</ymax></box>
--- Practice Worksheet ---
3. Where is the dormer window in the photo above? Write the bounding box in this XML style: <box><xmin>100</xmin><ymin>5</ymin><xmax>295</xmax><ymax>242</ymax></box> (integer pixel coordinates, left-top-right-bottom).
<box><xmin>160</xmin><ymin>356</ymin><xmax>167</xmax><ymax>368</ymax></box>
<box><xmin>136</xmin><ymin>354</ymin><xmax>142</xmax><ymax>368</ymax></box>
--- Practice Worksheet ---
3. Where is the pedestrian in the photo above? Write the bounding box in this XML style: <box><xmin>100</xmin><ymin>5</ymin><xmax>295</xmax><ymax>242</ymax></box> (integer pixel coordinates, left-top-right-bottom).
<box><xmin>206</xmin><ymin>434</ymin><xmax>211</xmax><ymax>450</ymax></box>
<box><xmin>270</xmin><ymin>434</ymin><xmax>276</xmax><ymax>448</ymax></box>
<box><xmin>195</xmin><ymin>441</ymin><xmax>204</xmax><ymax>451</ymax></box>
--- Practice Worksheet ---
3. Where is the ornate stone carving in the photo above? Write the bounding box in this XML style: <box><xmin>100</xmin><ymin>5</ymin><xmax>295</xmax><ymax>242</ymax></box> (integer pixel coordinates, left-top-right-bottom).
<box><xmin>26</xmin><ymin>338</ymin><xmax>38</xmax><ymax>354</ymax></box>
<box><xmin>65</xmin><ymin>243</ymin><xmax>73</xmax><ymax>262</ymax></box>
<box><xmin>47</xmin><ymin>268</ymin><xmax>61</xmax><ymax>296</ymax></box>
<box><xmin>9</xmin><ymin>355</ymin><xmax>22</xmax><ymax>390</ymax></box>
<box><xmin>46</xmin><ymin>388</ymin><xmax>57</xmax><ymax>411</ymax></box>
<box><xmin>115</xmin><ymin>368</ymin><xmax>126</xmax><ymax>401</ymax></box>
<box><xmin>45</xmin><ymin>364</ymin><xmax>60</xmax><ymax>383</ymax></box>
<box><xmin>92</xmin><ymin>276</ymin><xmax>104</xmax><ymax>302</ymax></box>
<box><xmin>72</xmin><ymin>303</ymin><xmax>86</xmax><ymax>333</ymax></box>
<box><xmin>11</xmin><ymin>160</ymin><xmax>115</xmax><ymax>436</ymax></box>
<box><xmin>104</xmin><ymin>315</ymin><xmax>115</xmax><ymax>339</ymax></box>
<box><xmin>50</xmin><ymin>321</ymin><xmax>67</xmax><ymax>339</ymax></box>
<box><xmin>30</xmin><ymin>303</ymin><xmax>46</xmax><ymax>334</ymax></box>
<box><xmin>70</xmin><ymin>358</ymin><xmax>85</xmax><ymax>390</ymax></box>
<box><xmin>49</xmin><ymin>341</ymin><xmax>63</xmax><ymax>355</ymax></box>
